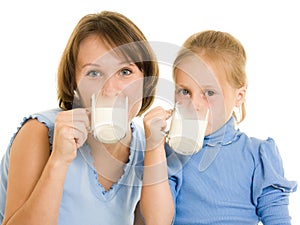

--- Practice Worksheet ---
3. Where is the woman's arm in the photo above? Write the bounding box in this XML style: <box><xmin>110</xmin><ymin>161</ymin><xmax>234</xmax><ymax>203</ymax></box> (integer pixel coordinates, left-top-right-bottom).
<box><xmin>2</xmin><ymin>109</ymin><xmax>89</xmax><ymax>225</ymax></box>
<box><xmin>140</xmin><ymin>107</ymin><xmax>174</xmax><ymax>225</ymax></box>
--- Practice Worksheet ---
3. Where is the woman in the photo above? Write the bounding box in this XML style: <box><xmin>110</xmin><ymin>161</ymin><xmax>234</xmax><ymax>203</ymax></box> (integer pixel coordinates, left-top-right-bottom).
<box><xmin>0</xmin><ymin>11</ymin><xmax>158</xmax><ymax>225</ymax></box>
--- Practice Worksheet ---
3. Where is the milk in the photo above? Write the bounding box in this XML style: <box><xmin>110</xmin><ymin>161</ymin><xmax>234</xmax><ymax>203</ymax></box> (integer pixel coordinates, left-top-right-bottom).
<box><xmin>167</xmin><ymin>118</ymin><xmax>208</xmax><ymax>155</ymax></box>
<box><xmin>92</xmin><ymin>107</ymin><xmax>127</xmax><ymax>143</ymax></box>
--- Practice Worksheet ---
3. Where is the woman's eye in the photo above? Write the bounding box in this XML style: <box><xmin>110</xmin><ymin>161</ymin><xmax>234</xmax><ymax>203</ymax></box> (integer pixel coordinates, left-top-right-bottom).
<box><xmin>205</xmin><ymin>90</ymin><xmax>215</xmax><ymax>97</ymax></box>
<box><xmin>119</xmin><ymin>68</ymin><xmax>132</xmax><ymax>76</ymax></box>
<box><xmin>86</xmin><ymin>70</ymin><xmax>101</xmax><ymax>78</ymax></box>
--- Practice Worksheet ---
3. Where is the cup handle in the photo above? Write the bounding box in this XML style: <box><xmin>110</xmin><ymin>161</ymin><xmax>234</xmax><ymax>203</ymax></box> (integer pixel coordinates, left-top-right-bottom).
<box><xmin>90</xmin><ymin>94</ymin><xmax>96</xmax><ymax>133</ymax></box>
<box><xmin>161</xmin><ymin>104</ymin><xmax>176</xmax><ymax>137</ymax></box>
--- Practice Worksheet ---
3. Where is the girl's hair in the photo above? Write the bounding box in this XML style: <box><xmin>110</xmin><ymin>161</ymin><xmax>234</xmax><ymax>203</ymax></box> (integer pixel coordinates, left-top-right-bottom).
<box><xmin>173</xmin><ymin>30</ymin><xmax>247</xmax><ymax>123</ymax></box>
<box><xmin>57</xmin><ymin>11</ymin><xmax>159</xmax><ymax>116</ymax></box>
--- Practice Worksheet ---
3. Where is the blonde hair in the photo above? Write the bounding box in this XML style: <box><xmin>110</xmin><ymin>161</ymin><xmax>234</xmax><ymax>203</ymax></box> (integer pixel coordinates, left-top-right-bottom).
<box><xmin>57</xmin><ymin>11</ymin><xmax>159</xmax><ymax>116</ymax></box>
<box><xmin>174</xmin><ymin>30</ymin><xmax>247</xmax><ymax>123</ymax></box>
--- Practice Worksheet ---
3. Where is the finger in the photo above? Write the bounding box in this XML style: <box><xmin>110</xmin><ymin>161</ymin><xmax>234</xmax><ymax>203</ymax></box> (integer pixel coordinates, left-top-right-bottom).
<box><xmin>72</xmin><ymin>121</ymin><xmax>89</xmax><ymax>135</ymax></box>
<box><xmin>71</xmin><ymin>108</ymin><xmax>90</xmax><ymax>130</ymax></box>
<box><xmin>57</xmin><ymin>109</ymin><xmax>89</xmax><ymax>127</ymax></box>
<box><xmin>145</xmin><ymin>117</ymin><xmax>167</xmax><ymax>139</ymax></box>
<box><xmin>144</xmin><ymin>107</ymin><xmax>169</xmax><ymax>121</ymax></box>
<box><xmin>56</xmin><ymin>120</ymin><xmax>88</xmax><ymax>149</ymax></box>
<box><xmin>72</xmin><ymin>126</ymin><xmax>87</xmax><ymax>148</ymax></box>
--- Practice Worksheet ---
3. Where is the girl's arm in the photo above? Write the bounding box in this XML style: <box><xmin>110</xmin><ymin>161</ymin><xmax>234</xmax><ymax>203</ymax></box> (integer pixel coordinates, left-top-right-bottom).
<box><xmin>255</xmin><ymin>138</ymin><xmax>297</xmax><ymax>225</ymax></box>
<box><xmin>2</xmin><ymin>109</ymin><xmax>89</xmax><ymax>225</ymax></box>
<box><xmin>140</xmin><ymin>107</ymin><xmax>174</xmax><ymax>225</ymax></box>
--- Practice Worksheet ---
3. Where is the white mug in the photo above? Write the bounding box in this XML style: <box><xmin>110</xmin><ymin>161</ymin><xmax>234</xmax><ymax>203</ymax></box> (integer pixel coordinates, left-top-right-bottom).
<box><xmin>91</xmin><ymin>93</ymin><xmax>128</xmax><ymax>144</ymax></box>
<box><xmin>167</xmin><ymin>103</ymin><xmax>209</xmax><ymax>155</ymax></box>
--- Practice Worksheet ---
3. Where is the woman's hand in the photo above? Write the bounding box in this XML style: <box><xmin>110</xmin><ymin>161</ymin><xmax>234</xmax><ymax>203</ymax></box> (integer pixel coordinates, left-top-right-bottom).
<box><xmin>143</xmin><ymin>106</ymin><xmax>172</xmax><ymax>151</ymax></box>
<box><xmin>52</xmin><ymin>108</ymin><xmax>90</xmax><ymax>164</ymax></box>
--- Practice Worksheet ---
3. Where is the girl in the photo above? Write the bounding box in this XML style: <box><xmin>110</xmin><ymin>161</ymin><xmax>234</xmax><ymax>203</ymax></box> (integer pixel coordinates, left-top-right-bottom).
<box><xmin>141</xmin><ymin>30</ymin><xmax>297</xmax><ymax>225</ymax></box>
<box><xmin>0</xmin><ymin>11</ymin><xmax>158</xmax><ymax>225</ymax></box>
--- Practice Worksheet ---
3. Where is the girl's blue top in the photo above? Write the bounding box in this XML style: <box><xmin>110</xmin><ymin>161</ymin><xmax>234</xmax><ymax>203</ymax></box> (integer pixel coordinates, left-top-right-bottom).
<box><xmin>166</xmin><ymin>116</ymin><xmax>297</xmax><ymax>225</ymax></box>
<box><xmin>0</xmin><ymin>108</ymin><xmax>145</xmax><ymax>225</ymax></box>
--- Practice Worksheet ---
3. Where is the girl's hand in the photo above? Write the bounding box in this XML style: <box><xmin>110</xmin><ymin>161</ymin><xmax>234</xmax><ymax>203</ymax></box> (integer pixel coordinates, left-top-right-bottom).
<box><xmin>52</xmin><ymin>108</ymin><xmax>90</xmax><ymax>164</ymax></box>
<box><xmin>143</xmin><ymin>106</ymin><xmax>172</xmax><ymax>151</ymax></box>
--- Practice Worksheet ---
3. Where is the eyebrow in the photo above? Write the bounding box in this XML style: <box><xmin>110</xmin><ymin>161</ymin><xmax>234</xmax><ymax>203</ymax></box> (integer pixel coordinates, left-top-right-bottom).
<box><xmin>175</xmin><ymin>83</ymin><xmax>189</xmax><ymax>89</ymax></box>
<box><xmin>176</xmin><ymin>83</ymin><xmax>218</xmax><ymax>91</ymax></box>
<box><xmin>81</xmin><ymin>61</ymin><xmax>133</xmax><ymax>69</ymax></box>
<box><xmin>200</xmin><ymin>85</ymin><xmax>218</xmax><ymax>89</ymax></box>
<box><xmin>81</xmin><ymin>63</ymin><xmax>101</xmax><ymax>69</ymax></box>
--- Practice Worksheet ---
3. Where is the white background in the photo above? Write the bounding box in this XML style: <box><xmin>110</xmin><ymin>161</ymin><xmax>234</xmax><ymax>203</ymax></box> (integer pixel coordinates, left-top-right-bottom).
<box><xmin>0</xmin><ymin>0</ymin><xmax>299</xmax><ymax>223</ymax></box>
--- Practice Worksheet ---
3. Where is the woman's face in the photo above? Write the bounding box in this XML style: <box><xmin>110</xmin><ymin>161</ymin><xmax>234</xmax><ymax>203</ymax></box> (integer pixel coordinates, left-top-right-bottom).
<box><xmin>75</xmin><ymin>34</ymin><xmax>144</xmax><ymax>122</ymax></box>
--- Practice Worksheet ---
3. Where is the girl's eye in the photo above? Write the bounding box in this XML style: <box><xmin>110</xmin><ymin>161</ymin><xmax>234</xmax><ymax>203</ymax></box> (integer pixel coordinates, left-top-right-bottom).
<box><xmin>205</xmin><ymin>90</ymin><xmax>215</xmax><ymax>97</ymax></box>
<box><xmin>86</xmin><ymin>70</ymin><xmax>102</xmax><ymax>78</ymax></box>
<box><xmin>177</xmin><ymin>88</ymin><xmax>190</xmax><ymax>96</ymax></box>
<box><xmin>119</xmin><ymin>68</ymin><xmax>132</xmax><ymax>76</ymax></box>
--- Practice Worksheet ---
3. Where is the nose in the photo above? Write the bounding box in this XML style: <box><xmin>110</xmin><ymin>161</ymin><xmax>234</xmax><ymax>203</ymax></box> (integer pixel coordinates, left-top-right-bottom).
<box><xmin>192</xmin><ymin>93</ymin><xmax>208</xmax><ymax>112</ymax></box>
<box><xmin>101</xmin><ymin>75</ymin><xmax>119</xmax><ymax>97</ymax></box>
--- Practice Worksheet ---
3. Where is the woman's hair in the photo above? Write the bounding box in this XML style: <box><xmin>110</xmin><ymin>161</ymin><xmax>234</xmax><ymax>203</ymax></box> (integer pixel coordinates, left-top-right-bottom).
<box><xmin>57</xmin><ymin>11</ymin><xmax>159</xmax><ymax>116</ymax></box>
<box><xmin>173</xmin><ymin>30</ymin><xmax>247</xmax><ymax>123</ymax></box>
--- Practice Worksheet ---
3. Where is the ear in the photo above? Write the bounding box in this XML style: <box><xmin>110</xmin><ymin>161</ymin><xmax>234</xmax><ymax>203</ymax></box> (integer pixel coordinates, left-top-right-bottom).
<box><xmin>235</xmin><ymin>86</ymin><xmax>246</xmax><ymax>107</ymax></box>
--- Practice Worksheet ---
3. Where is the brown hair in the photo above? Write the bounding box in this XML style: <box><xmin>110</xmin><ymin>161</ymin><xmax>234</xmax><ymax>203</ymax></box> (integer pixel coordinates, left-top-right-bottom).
<box><xmin>174</xmin><ymin>30</ymin><xmax>247</xmax><ymax>123</ymax></box>
<box><xmin>57</xmin><ymin>11</ymin><xmax>159</xmax><ymax>116</ymax></box>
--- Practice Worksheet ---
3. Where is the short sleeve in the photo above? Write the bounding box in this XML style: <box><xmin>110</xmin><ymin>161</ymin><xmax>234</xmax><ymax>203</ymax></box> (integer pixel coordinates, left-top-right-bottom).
<box><xmin>252</xmin><ymin>138</ymin><xmax>297</xmax><ymax>224</ymax></box>
<box><xmin>0</xmin><ymin>109</ymin><xmax>59</xmax><ymax>223</ymax></box>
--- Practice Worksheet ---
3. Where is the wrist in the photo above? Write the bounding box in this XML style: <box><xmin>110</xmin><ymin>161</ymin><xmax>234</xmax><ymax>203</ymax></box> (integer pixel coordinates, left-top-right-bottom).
<box><xmin>48</xmin><ymin>153</ymin><xmax>72</xmax><ymax>170</ymax></box>
<box><xmin>143</xmin><ymin>160</ymin><xmax>168</xmax><ymax>186</ymax></box>
<box><xmin>145</xmin><ymin>136</ymin><xmax>166</xmax><ymax>152</ymax></box>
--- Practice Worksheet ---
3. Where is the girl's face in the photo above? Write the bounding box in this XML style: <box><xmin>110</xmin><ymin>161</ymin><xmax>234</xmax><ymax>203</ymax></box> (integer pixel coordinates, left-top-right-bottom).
<box><xmin>75</xmin><ymin>34</ymin><xmax>144</xmax><ymax>122</ymax></box>
<box><xmin>174</xmin><ymin>56</ymin><xmax>245</xmax><ymax>135</ymax></box>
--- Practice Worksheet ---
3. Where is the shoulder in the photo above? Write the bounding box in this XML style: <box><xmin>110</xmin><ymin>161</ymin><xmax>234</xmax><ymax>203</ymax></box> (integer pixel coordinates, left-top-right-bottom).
<box><xmin>228</xmin><ymin>129</ymin><xmax>283</xmax><ymax>167</ymax></box>
<box><xmin>30</xmin><ymin>108</ymin><xmax>62</xmax><ymax>128</ymax></box>
<box><xmin>250</xmin><ymin>136</ymin><xmax>297</xmax><ymax>201</ymax></box>
<box><xmin>8</xmin><ymin>112</ymin><xmax>55</xmax><ymax>170</ymax></box>
<box><xmin>235</xmin><ymin>128</ymin><xmax>277</xmax><ymax>152</ymax></box>
<box><xmin>240</xmin><ymin>134</ymin><xmax>284</xmax><ymax>168</ymax></box>
<box><xmin>8</xmin><ymin>108</ymin><xmax>62</xmax><ymax>152</ymax></box>
<box><xmin>244</xmin><ymin>135</ymin><xmax>278</xmax><ymax>155</ymax></box>
<box><xmin>23</xmin><ymin>108</ymin><xmax>62</xmax><ymax>134</ymax></box>
<box><xmin>251</xmin><ymin>137</ymin><xmax>282</xmax><ymax>164</ymax></box>
<box><xmin>12</xmin><ymin>119</ymin><xmax>50</xmax><ymax>150</ymax></box>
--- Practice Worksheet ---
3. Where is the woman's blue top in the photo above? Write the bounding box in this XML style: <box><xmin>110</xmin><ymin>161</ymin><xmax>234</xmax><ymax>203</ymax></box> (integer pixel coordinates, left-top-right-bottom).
<box><xmin>0</xmin><ymin>108</ymin><xmax>145</xmax><ymax>225</ymax></box>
